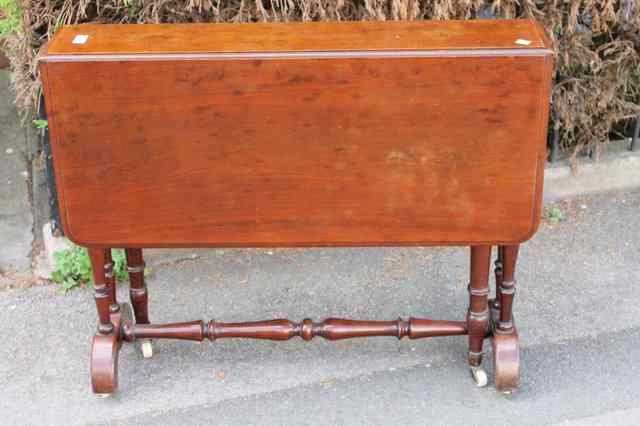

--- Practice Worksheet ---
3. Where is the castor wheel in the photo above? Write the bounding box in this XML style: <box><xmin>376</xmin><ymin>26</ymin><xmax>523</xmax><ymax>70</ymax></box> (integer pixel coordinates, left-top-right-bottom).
<box><xmin>470</xmin><ymin>366</ymin><xmax>488</xmax><ymax>387</ymax></box>
<box><xmin>140</xmin><ymin>338</ymin><xmax>153</xmax><ymax>359</ymax></box>
<box><xmin>95</xmin><ymin>393</ymin><xmax>113</xmax><ymax>399</ymax></box>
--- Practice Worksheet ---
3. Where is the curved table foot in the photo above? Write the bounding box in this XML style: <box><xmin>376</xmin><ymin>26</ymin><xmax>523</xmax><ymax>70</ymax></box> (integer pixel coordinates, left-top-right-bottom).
<box><xmin>488</xmin><ymin>297</ymin><xmax>520</xmax><ymax>393</ymax></box>
<box><xmin>91</xmin><ymin>333</ymin><xmax>119</xmax><ymax>395</ymax></box>
<box><xmin>90</xmin><ymin>302</ymin><xmax>131</xmax><ymax>395</ymax></box>
<box><xmin>492</xmin><ymin>327</ymin><xmax>520</xmax><ymax>393</ymax></box>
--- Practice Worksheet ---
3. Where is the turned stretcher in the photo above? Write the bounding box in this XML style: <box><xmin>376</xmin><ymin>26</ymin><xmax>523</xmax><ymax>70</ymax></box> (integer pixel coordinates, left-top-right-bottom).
<box><xmin>39</xmin><ymin>19</ymin><xmax>553</xmax><ymax>395</ymax></box>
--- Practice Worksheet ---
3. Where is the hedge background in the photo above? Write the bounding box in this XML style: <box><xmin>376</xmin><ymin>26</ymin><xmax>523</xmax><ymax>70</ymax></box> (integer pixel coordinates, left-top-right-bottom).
<box><xmin>2</xmin><ymin>0</ymin><xmax>640</xmax><ymax>160</ymax></box>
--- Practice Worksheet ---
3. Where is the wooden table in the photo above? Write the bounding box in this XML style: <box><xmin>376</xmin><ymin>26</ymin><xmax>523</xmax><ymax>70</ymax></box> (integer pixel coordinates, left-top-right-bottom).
<box><xmin>39</xmin><ymin>20</ymin><xmax>553</xmax><ymax>396</ymax></box>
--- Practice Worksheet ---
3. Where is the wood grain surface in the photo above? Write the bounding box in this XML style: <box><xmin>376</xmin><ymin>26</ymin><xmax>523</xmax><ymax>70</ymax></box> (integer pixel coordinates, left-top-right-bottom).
<box><xmin>43</xmin><ymin>20</ymin><xmax>549</xmax><ymax>56</ymax></box>
<box><xmin>40</xmin><ymin>21</ymin><xmax>553</xmax><ymax>247</ymax></box>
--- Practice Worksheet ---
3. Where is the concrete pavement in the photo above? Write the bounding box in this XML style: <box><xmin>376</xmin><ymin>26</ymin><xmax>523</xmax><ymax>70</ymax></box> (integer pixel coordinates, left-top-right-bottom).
<box><xmin>1</xmin><ymin>190</ymin><xmax>639</xmax><ymax>425</ymax></box>
<box><xmin>0</xmin><ymin>69</ymin><xmax>34</xmax><ymax>287</ymax></box>
<box><xmin>117</xmin><ymin>328</ymin><xmax>640</xmax><ymax>426</ymax></box>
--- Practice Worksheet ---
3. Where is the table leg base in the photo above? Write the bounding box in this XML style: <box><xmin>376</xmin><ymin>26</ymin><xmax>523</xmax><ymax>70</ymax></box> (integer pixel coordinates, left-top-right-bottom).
<box><xmin>492</xmin><ymin>329</ymin><xmax>520</xmax><ymax>393</ymax></box>
<box><xmin>489</xmin><ymin>298</ymin><xmax>520</xmax><ymax>393</ymax></box>
<box><xmin>90</xmin><ymin>307</ymin><xmax>521</xmax><ymax>395</ymax></box>
<box><xmin>91</xmin><ymin>333</ymin><xmax>118</xmax><ymax>396</ymax></box>
<box><xmin>90</xmin><ymin>302</ymin><xmax>131</xmax><ymax>395</ymax></box>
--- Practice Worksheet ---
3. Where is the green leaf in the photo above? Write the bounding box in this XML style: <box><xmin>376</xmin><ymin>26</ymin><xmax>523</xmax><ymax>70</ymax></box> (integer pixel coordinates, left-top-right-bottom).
<box><xmin>548</xmin><ymin>206</ymin><xmax>565</xmax><ymax>223</ymax></box>
<box><xmin>51</xmin><ymin>246</ymin><xmax>91</xmax><ymax>294</ymax></box>
<box><xmin>51</xmin><ymin>246</ymin><xmax>132</xmax><ymax>294</ymax></box>
<box><xmin>32</xmin><ymin>119</ymin><xmax>49</xmax><ymax>130</ymax></box>
<box><xmin>57</xmin><ymin>278</ymin><xmax>78</xmax><ymax>295</ymax></box>
<box><xmin>112</xmin><ymin>249</ymin><xmax>129</xmax><ymax>281</ymax></box>
<box><xmin>51</xmin><ymin>270</ymin><xmax>63</xmax><ymax>283</ymax></box>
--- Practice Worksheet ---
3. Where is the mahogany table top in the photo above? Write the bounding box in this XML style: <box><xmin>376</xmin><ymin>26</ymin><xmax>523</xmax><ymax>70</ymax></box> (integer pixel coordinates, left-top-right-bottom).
<box><xmin>40</xmin><ymin>20</ymin><xmax>554</xmax><ymax>248</ymax></box>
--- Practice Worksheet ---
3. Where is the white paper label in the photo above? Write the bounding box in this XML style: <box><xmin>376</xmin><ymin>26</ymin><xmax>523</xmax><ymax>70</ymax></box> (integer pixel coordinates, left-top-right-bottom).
<box><xmin>515</xmin><ymin>39</ymin><xmax>532</xmax><ymax>46</ymax></box>
<box><xmin>72</xmin><ymin>35</ymin><xmax>89</xmax><ymax>45</ymax></box>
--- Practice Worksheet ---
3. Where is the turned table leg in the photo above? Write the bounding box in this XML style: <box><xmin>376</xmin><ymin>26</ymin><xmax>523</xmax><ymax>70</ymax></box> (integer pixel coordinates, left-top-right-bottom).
<box><xmin>82</xmin><ymin>244</ymin><xmax>522</xmax><ymax>396</ymax></box>
<box><xmin>498</xmin><ymin>245</ymin><xmax>518</xmax><ymax>332</ymax></box>
<box><xmin>467</xmin><ymin>245</ymin><xmax>491</xmax><ymax>387</ymax></box>
<box><xmin>89</xmin><ymin>249</ymin><xmax>115</xmax><ymax>334</ymax></box>
<box><xmin>491</xmin><ymin>244</ymin><xmax>521</xmax><ymax>393</ymax></box>
<box><xmin>125</xmin><ymin>248</ymin><xmax>153</xmax><ymax>358</ymax></box>
<box><xmin>103</xmin><ymin>250</ymin><xmax>120</xmax><ymax>316</ymax></box>
<box><xmin>491</xmin><ymin>246</ymin><xmax>504</xmax><ymax>316</ymax></box>
<box><xmin>88</xmin><ymin>248</ymin><xmax>119</xmax><ymax>396</ymax></box>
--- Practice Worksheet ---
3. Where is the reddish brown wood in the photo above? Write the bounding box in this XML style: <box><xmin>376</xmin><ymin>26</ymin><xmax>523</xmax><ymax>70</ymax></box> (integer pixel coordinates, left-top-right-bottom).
<box><xmin>103</xmin><ymin>249</ymin><xmax>120</xmax><ymax>315</ymax></box>
<box><xmin>39</xmin><ymin>21</ymin><xmax>553</xmax><ymax>248</ymax></box>
<box><xmin>122</xmin><ymin>318</ymin><xmax>468</xmax><ymax>342</ymax></box>
<box><xmin>88</xmin><ymin>248</ymin><xmax>114</xmax><ymax>334</ymax></box>
<box><xmin>90</xmin><ymin>302</ymin><xmax>131</xmax><ymax>394</ymax></box>
<box><xmin>91</xmin><ymin>333</ymin><xmax>118</xmax><ymax>394</ymax></box>
<box><xmin>487</xmin><ymin>247</ymin><xmax>521</xmax><ymax>392</ymax></box>
<box><xmin>488</xmin><ymin>298</ymin><xmax>520</xmax><ymax>392</ymax></box>
<box><xmin>467</xmin><ymin>245</ymin><xmax>491</xmax><ymax>367</ymax></box>
<box><xmin>492</xmin><ymin>330</ymin><xmax>520</xmax><ymax>392</ymax></box>
<box><xmin>125</xmin><ymin>248</ymin><xmax>149</xmax><ymax>324</ymax></box>
<box><xmin>44</xmin><ymin>20</ymin><xmax>549</xmax><ymax>56</ymax></box>
<box><xmin>499</xmin><ymin>245</ymin><xmax>519</xmax><ymax>332</ymax></box>
<box><xmin>123</xmin><ymin>321</ymin><xmax>205</xmax><ymax>342</ymax></box>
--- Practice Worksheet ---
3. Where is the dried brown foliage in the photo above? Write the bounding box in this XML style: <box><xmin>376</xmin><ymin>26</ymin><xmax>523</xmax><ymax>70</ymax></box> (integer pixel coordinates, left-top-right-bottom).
<box><xmin>3</xmin><ymin>1</ymin><xmax>640</xmax><ymax>156</ymax></box>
